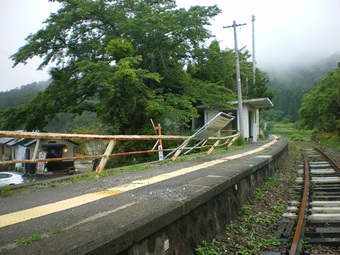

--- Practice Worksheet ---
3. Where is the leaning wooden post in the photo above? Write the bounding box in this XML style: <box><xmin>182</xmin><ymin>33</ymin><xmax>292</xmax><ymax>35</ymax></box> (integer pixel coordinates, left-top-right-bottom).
<box><xmin>31</xmin><ymin>139</ymin><xmax>40</xmax><ymax>160</ymax></box>
<box><xmin>226</xmin><ymin>132</ymin><xmax>240</xmax><ymax>149</ymax></box>
<box><xmin>206</xmin><ymin>139</ymin><xmax>221</xmax><ymax>155</ymax></box>
<box><xmin>170</xmin><ymin>139</ymin><xmax>190</xmax><ymax>161</ymax></box>
<box><xmin>95</xmin><ymin>140</ymin><xmax>117</xmax><ymax>176</ymax></box>
<box><xmin>150</xmin><ymin>119</ymin><xmax>160</xmax><ymax>151</ymax></box>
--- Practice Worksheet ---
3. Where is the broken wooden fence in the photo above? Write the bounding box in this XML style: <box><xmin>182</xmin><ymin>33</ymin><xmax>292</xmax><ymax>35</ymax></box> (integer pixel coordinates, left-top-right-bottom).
<box><xmin>0</xmin><ymin>130</ymin><xmax>240</xmax><ymax>176</ymax></box>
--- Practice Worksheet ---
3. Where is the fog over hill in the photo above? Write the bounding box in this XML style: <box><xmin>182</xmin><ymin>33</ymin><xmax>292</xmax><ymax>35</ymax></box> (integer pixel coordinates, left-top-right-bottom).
<box><xmin>2</xmin><ymin>0</ymin><xmax>340</xmax><ymax>92</ymax></box>
<box><xmin>262</xmin><ymin>51</ymin><xmax>340</xmax><ymax>123</ymax></box>
<box><xmin>0</xmin><ymin>80</ymin><xmax>50</xmax><ymax>110</ymax></box>
<box><xmin>264</xmin><ymin>51</ymin><xmax>340</xmax><ymax>86</ymax></box>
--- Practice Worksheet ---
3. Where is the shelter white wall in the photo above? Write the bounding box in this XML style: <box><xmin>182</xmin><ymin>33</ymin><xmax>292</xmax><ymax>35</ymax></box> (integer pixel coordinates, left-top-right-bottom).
<box><xmin>203</xmin><ymin>105</ymin><xmax>260</xmax><ymax>141</ymax></box>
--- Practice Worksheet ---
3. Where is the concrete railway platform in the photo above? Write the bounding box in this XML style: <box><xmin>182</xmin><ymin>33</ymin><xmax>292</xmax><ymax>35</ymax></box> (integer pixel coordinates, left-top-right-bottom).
<box><xmin>0</xmin><ymin>135</ymin><xmax>288</xmax><ymax>255</ymax></box>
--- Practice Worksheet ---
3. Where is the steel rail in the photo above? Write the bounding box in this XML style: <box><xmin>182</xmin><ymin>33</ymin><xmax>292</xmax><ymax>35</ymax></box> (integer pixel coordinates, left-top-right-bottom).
<box><xmin>315</xmin><ymin>147</ymin><xmax>340</xmax><ymax>171</ymax></box>
<box><xmin>260</xmin><ymin>148</ymin><xmax>340</xmax><ymax>254</ymax></box>
<box><xmin>289</xmin><ymin>151</ymin><xmax>310</xmax><ymax>255</ymax></box>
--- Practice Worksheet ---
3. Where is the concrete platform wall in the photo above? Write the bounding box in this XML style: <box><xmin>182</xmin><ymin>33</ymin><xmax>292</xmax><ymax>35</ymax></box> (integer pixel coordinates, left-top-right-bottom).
<box><xmin>100</xmin><ymin>140</ymin><xmax>288</xmax><ymax>255</ymax></box>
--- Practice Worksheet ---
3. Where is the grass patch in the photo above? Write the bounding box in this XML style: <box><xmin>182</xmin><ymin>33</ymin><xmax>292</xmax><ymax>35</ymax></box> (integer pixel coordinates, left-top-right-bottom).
<box><xmin>14</xmin><ymin>229</ymin><xmax>63</xmax><ymax>246</ymax></box>
<box><xmin>1</xmin><ymin>186</ymin><xmax>14</xmax><ymax>197</ymax></box>
<box><xmin>49</xmin><ymin>228</ymin><xmax>63</xmax><ymax>235</ymax></box>
<box><xmin>313</xmin><ymin>131</ymin><xmax>340</xmax><ymax>151</ymax></box>
<box><xmin>15</xmin><ymin>234</ymin><xmax>42</xmax><ymax>245</ymax></box>
<box><xmin>270</xmin><ymin>122</ymin><xmax>339</xmax><ymax>151</ymax></box>
<box><xmin>270</xmin><ymin>122</ymin><xmax>312</xmax><ymax>141</ymax></box>
<box><xmin>71</xmin><ymin>173</ymin><xmax>82</xmax><ymax>183</ymax></box>
<box><xmin>195</xmin><ymin>239</ymin><xmax>227</xmax><ymax>255</ymax></box>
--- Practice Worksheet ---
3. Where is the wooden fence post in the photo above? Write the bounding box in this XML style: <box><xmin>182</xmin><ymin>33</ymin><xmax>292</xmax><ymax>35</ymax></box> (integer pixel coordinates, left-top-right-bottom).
<box><xmin>95</xmin><ymin>140</ymin><xmax>117</xmax><ymax>176</ymax></box>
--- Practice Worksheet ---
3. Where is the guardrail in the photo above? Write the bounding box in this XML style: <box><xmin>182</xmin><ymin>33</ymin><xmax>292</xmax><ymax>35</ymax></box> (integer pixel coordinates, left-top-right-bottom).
<box><xmin>0</xmin><ymin>130</ymin><xmax>240</xmax><ymax>176</ymax></box>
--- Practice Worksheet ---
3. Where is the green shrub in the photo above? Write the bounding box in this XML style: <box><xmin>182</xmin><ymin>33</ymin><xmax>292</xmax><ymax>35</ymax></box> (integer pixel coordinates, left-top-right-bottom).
<box><xmin>290</xmin><ymin>135</ymin><xmax>305</xmax><ymax>141</ymax></box>
<box><xmin>312</xmin><ymin>131</ymin><xmax>340</xmax><ymax>150</ymax></box>
<box><xmin>234</xmin><ymin>137</ymin><xmax>245</xmax><ymax>146</ymax></box>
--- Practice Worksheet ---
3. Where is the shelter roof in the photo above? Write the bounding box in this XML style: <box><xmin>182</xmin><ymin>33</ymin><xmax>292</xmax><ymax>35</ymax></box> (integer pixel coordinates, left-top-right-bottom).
<box><xmin>229</xmin><ymin>98</ymin><xmax>274</xmax><ymax>109</ymax></box>
<box><xmin>196</xmin><ymin>98</ymin><xmax>274</xmax><ymax>110</ymax></box>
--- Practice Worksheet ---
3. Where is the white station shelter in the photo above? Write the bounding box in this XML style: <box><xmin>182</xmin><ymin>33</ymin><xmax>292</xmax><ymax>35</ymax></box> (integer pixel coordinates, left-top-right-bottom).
<box><xmin>196</xmin><ymin>98</ymin><xmax>273</xmax><ymax>142</ymax></box>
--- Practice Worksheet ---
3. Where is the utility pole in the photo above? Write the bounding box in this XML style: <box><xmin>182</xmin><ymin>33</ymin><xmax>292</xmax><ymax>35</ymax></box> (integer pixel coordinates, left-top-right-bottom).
<box><xmin>224</xmin><ymin>21</ymin><xmax>247</xmax><ymax>139</ymax></box>
<box><xmin>252</xmin><ymin>15</ymin><xmax>256</xmax><ymax>85</ymax></box>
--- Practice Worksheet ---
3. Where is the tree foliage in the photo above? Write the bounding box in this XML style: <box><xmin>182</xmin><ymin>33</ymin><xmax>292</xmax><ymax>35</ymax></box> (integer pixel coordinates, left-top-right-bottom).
<box><xmin>188</xmin><ymin>40</ymin><xmax>235</xmax><ymax>88</ymax></box>
<box><xmin>299</xmin><ymin>64</ymin><xmax>340</xmax><ymax>135</ymax></box>
<box><xmin>1</xmin><ymin>0</ymin><xmax>236</xmax><ymax>134</ymax></box>
<box><xmin>187</xmin><ymin>40</ymin><xmax>273</xmax><ymax>100</ymax></box>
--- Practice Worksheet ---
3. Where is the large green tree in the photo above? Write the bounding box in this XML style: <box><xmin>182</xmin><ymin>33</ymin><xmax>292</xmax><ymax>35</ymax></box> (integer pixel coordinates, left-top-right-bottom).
<box><xmin>1</xmin><ymin>0</ymin><xmax>234</xmax><ymax>134</ymax></box>
<box><xmin>187</xmin><ymin>40</ymin><xmax>273</xmax><ymax>100</ymax></box>
<box><xmin>299</xmin><ymin>64</ymin><xmax>340</xmax><ymax>135</ymax></box>
<box><xmin>188</xmin><ymin>40</ymin><xmax>235</xmax><ymax>89</ymax></box>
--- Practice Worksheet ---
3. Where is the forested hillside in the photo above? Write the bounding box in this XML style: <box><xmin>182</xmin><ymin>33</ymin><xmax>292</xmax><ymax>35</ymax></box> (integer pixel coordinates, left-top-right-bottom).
<box><xmin>263</xmin><ymin>52</ymin><xmax>340</xmax><ymax>122</ymax></box>
<box><xmin>299</xmin><ymin>63</ymin><xmax>340</xmax><ymax>136</ymax></box>
<box><xmin>0</xmin><ymin>80</ymin><xmax>50</xmax><ymax>110</ymax></box>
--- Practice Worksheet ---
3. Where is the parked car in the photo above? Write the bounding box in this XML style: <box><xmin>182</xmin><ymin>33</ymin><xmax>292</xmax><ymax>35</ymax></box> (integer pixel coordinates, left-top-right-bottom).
<box><xmin>0</xmin><ymin>172</ymin><xmax>27</xmax><ymax>187</ymax></box>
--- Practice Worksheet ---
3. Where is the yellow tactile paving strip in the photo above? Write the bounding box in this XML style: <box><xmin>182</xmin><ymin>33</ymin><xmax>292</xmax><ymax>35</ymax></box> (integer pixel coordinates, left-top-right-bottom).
<box><xmin>0</xmin><ymin>136</ymin><xmax>278</xmax><ymax>228</ymax></box>
<box><xmin>0</xmin><ymin>191</ymin><xmax>121</xmax><ymax>228</ymax></box>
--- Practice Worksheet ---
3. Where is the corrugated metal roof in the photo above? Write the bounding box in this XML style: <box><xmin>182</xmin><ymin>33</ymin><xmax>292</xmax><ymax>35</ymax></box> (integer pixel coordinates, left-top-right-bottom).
<box><xmin>6</xmin><ymin>138</ymin><xmax>26</xmax><ymax>146</ymax></box>
<box><xmin>24</xmin><ymin>140</ymin><xmax>37</xmax><ymax>146</ymax></box>
<box><xmin>0</xmin><ymin>137</ymin><xmax>15</xmax><ymax>144</ymax></box>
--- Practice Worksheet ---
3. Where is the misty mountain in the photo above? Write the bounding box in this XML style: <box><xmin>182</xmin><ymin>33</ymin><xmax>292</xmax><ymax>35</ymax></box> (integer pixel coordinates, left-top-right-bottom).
<box><xmin>263</xmin><ymin>52</ymin><xmax>340</xmax><ymax>122</ymax></box>
<box><xmin>1</xmin><ymin>51</ymin><xmax>339</xmax><ymax>126</ymax></box>
<box><xmin>0</xmin><ymin>79</ymin><xmax>100</xmax><ymax>133</ymax></box>
<box><xmin>0</xmin><ymin>80</ymin><xmax>50</xmax><ymax>110</ymax></box>
<box><xmin>266</xmin><ymin>52</ymin><xmax>340</xmax><ymax>87</ymax></box>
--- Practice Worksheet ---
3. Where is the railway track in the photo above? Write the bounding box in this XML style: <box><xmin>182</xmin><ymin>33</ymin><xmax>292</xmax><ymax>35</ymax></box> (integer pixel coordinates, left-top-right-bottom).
<box><xmin>261</xmin><ymin>148</ymin><xmax>340</xmax><ymax>255</ymax></box>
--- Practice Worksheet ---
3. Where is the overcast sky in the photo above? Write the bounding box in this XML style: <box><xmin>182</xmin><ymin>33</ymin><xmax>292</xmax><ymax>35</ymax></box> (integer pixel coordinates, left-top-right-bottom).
<box><xmin>1</xmin><ymin>0</ymin><xmax>340</xmax><ymax>92</ymax></box>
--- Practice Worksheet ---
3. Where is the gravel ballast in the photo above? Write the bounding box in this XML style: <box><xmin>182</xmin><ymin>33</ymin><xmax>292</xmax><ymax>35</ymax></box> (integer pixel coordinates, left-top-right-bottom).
<box><xmin>195</xmin><ymin>141</ymin><xmax>340</xmax><ymax>255</ymax></box>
